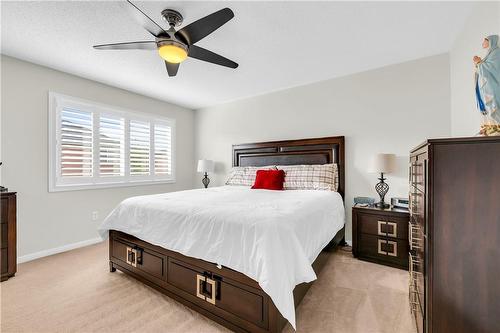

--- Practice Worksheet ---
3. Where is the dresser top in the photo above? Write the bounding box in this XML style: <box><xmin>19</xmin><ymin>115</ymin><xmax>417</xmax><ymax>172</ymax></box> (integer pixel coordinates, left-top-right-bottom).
<box><xmin>411</xmin><ymin>136</ymin><xmax>500</xmax><ymax>153</ymax></box>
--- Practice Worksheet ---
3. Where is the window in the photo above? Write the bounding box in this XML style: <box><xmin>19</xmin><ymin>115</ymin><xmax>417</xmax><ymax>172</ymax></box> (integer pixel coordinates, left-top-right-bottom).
<box><xmin>129</xmin><ymin>120</ymin><xmax>150</xmax><ymax>176</ymax></box>
<box><xmin>49</xmin><ymin>92</ymin><xmax>175</xmax><ymax>191</ymax></box>
<box><xmin>99</xmin><ymin>115</ymin><xmax>125</xmax><ymax>177</ymax></box>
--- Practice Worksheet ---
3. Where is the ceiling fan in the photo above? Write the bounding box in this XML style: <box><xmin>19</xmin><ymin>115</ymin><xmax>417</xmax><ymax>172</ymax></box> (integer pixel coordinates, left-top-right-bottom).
<box><xmin>93</xmin><ymin>0</ymin><xmax>238</xmax><ymax>77</ymax></box>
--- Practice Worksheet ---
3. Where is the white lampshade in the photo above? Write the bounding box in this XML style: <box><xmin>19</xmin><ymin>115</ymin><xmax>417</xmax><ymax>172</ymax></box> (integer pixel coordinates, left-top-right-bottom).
<box><xmin>197</xmin><ymin>159</ymin><xmax>214</xmax><ymax>173</ymax></box>
<box><xmin>370</xmin><ymin>153</ymin><xmax>396</xmax><ymax>174</ymax></box>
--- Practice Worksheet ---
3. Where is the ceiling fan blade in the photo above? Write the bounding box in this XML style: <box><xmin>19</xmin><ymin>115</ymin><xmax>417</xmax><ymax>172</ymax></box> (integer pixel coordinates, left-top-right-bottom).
<box><xmin>175</xmin><ymin>8</ymin><xmax>234</xmax><ymax>45</ymax></box>
<box><xmin>188</xmin><ymin>45</ymin><xmax>238</xmax><ymax>69</ymax></box>
<box><xmin>93</xmin><ymin>41</ymin><xmax>157</xmax><ymax>50</ymax></box>
<box><xmin>165</xmin><ymin>61</ymin><xmax>179</xmax><ymax>77</ymax></box>
<box><xmin>121</xmin><ymin>0</ymin><xmax>169</xmax><ymax>38</ymax></box>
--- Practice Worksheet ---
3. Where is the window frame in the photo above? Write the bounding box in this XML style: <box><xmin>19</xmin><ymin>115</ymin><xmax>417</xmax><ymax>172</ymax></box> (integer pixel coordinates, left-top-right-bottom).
<box><xmin>48</xmin><ymin>92</ymin><xmax>176</xmax><ymax>192</ymax></box>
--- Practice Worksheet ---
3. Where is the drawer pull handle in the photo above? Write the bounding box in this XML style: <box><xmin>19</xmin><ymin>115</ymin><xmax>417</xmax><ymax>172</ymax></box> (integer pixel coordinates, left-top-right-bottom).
<box><xmin>377</xmin><ymin>239</ymin><xmax>385</xmax><ymax>255</ymax></box>
<box><xmin>126</xmin><ymin>247</ymin><xmax>137</xmax><ymax>267</ymax></box>
<box><xmin>196</xmin><ymin>274</ymin><xmax>217</xmax><ymax>305</ymax></box>
<box><xmin>409</xmin><ymin>252</ymin><xmax>413</xmax><ymax>275</ymax></box>
<box><xmin>205</xmin><ymin>277</ymin><xmax>216</xmax><ymax>305</ymax></box>
<box><xmin>408</xmin><ymin>222</ymin><xmax>412</xmax><ymax>248</ymax></box>
<box><xmin>377</xmin><ymin>220</ymin><xmax>386</xmax><ymax>236</ymax></box>
<box><xmin>409</xmin><ymin>222</ymin><xmax>423</xmax><ymax>250</ymax></box>
<box><xmin>380</xmin><ymin>221</ymin><xmax>397</xmax><ymax>237</ymax></box>
<box><xmin>386</xmin><ymin>222</ymin><xmax>397</xmax><ymax>237</ymax></box>
<box><xmin>378</xmin><ymin>240</ymin><xmax>398</xmax><ymax>256</ymax></box>
<box><xmin>387</xmin><ymin>241</ymin><xmax>397</xmax><ymax>257</ymax></box>
<box><xmin>196</xmin><ymin>274</ymin><xmax>206</xmax><ymax>301</ymax></box>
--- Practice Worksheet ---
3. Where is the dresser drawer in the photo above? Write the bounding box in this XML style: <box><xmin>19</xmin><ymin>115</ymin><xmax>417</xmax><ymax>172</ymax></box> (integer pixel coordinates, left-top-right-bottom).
<box><xmin>410</xmin><ymin>252</ymin><xmax>424</xmax><ymax>309</ymax></box>
<box><xmin>409</xmin><ymin>220</ymin><xmax>424</xmax><ymax>251</ymax></box>
<box><xmin>1</xmin><ymin>223</ymin><xmax>7</xmax><ymax>248</ymax></box>
<box><xmin>1</xmin><ymin>197</ymin><xmax>8</xmax><ymax>224</ymax></box>
<box><xmin>111</xmin><ymin>238</ymin><xmax>165</xmax><ymax>281</ymax></box>
<box><xmin>168</xmin><ymin>258</ymin><xmax>268</xmax><ymax>328</ymax></box>
<box><xmin>410</xmin><ymin>188</ymin><xmax>426</xmax><ymax>234</ymax></box>
<box><xmin>410</xmin><ymin>155</ymin><xmax>426</xmax><ymax>193</ymax></box>
<box><xmin>410</xmin><ymin>284</ymin><xmax>424</xmax><ymax>333</ymax></box>
<box><xmin>357</xmin><ymin>213</ymin><xmax>408</xmax><ymax>239</ymax></box>
<box><xmin>1</xmin><ymin>248</ymin><xmax>7</xmax><ymax>274</ymax></box>
<box><xmin>357</xmin><ymin>234</ymin><xmax>408</xmax><ymax>267</ymax></box>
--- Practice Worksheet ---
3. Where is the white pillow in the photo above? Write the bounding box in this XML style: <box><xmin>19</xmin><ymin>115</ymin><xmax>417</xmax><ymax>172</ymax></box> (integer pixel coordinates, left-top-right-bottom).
<box><xmin>225</xmin><ymin>166</ymin><xmax>277</xmax><ymax>186</ymax></box>
<box><xmin>277</xmin><ymin>164</ymin><xmax>338</xmax><ymax>191</ymax></box>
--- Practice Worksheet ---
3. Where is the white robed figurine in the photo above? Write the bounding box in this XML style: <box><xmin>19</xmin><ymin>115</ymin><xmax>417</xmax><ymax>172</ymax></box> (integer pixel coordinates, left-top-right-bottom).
<box><xmin>474</xmin><ymin>35</ymin><xmax>500</xmax><ymax>136</ymax></box>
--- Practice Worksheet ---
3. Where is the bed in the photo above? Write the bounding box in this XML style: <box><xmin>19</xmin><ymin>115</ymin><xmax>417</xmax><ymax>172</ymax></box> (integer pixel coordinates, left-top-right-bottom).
<box><xmin>99</xmin><ymin>136</ymin><xmax>346</xmax><ymax>333</ymax></box>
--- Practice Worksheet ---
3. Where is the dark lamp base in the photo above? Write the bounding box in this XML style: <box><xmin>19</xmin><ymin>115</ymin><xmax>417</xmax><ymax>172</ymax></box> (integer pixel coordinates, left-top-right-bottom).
<box><xmin>202</xmin><ymin>173</ymin><xmax>210</xmax><ymax>188</ymax></box>
<box><xmin>376</xmin><ymin>202</ymin><xmax>390</xmax><ymax>209</ymax></box>
<box><xmin>375</xmin><ymin>172</ymin><xmax>390</xmax><ymax>210</ymax></box>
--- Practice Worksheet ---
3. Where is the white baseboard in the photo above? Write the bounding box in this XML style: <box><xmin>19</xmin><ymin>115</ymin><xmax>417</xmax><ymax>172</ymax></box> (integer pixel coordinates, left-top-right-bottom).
<box><xmin>18</xmin><ymin>237</ymin><xmax>103</xmax><ymax>263</ymax></box>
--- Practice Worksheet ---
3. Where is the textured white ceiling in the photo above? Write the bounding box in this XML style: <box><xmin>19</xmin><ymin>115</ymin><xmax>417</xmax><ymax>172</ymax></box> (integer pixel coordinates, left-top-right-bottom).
<box><xmin>1</xmin><ymin>1</ymin><xmax>474</xmax><ymax>109</ymax></box>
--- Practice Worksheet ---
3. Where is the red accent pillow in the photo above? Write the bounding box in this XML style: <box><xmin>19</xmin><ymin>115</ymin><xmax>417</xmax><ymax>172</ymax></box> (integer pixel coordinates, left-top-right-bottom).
<box><xmin>251</xmin><ymin>169</ymin><xmax>285</xmax><ymax>190</ymax></box>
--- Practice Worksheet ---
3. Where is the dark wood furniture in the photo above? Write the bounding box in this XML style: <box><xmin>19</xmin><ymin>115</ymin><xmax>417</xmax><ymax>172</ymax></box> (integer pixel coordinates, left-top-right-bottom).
<box><xmin>409</xmin><ymin>136</ymin><xmax>500</xmax><ymax>333</ymax></box>
<box><xmin>352</xmin><ymin>206</ymin><xmax>409</xmax><ymax>270</ymax></box>
<box><xmin>1</xmin><ymin>191</ymin><xmax>17</xmax><ymax>282</ymax></box>
<box><xmin>109</xmin><ymin>136</ymin><xmax>346</xmax><ymax>333</ymax></box>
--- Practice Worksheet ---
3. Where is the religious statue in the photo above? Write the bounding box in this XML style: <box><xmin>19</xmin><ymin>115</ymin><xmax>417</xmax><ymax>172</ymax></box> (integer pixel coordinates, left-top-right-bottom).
<box><xmin>473</xmin><ymin>35</ymin><xmax>500</xmax><ymax>136</ymax></box>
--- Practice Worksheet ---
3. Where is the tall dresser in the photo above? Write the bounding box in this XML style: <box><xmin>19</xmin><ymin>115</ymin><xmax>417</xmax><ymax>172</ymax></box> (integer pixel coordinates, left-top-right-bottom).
<box><xmin>408</xmin><ymin>137</ymin><xmax>500</xmax><ymax>333</ymax></box>
<box><xmin>1</xmin><ymin>192</ymin><xmax>17</xmax><ymax>281</ymax></box>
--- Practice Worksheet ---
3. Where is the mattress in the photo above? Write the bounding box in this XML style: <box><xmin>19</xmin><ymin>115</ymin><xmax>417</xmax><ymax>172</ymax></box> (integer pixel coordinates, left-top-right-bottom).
<box><xmin>98</xmin><ymin>185</ymin><xmax>345</xmax><ymax>328</ymax></box>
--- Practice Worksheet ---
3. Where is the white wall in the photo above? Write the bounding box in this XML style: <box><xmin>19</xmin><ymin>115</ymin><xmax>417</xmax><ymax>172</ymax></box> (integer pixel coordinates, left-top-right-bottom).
<box><xmin>1</xmin><ymin>55</ymin><xmax>195</xmax><ymax>260</ymax></box>
<box><xmin>195</xmin><ymin>55</ymin><xmax>451</xmax><ymax>243</ymax></box>
<box><xmin>450</xmin><ymin>2</ymin><xmax>500</xmax><ymax>136</ymax></box>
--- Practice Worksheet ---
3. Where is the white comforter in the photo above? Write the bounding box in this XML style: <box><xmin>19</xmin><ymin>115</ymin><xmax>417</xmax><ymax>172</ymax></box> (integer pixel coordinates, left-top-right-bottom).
<box><xmin>98</xmin><ymin>186</ymin><xmax>345</xmax><ymax>329</ymax></box>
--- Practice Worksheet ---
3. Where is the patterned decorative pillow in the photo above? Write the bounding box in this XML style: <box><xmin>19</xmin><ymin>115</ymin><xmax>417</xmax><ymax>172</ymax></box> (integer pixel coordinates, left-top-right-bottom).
<box><xmin>225</xmin><ymin>166</ymin><xmax>277</xmax><ymax>186</ymax></box>
<box><xmin>277</xmin><ymin>164</ymin><xmax>338</xmax><ymax>191</ymax></box>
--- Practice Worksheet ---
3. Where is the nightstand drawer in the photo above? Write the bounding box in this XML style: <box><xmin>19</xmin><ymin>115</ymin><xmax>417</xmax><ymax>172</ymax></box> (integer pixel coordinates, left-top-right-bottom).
<box><xmin>357</xmin><ymin>234</ymin><xmax>409</xmax><ymax>267</ymax></box>
<box><xmin>357</xmin><ymin>213</ymin><xmax>408</xmax><ymax>239</ymax></box>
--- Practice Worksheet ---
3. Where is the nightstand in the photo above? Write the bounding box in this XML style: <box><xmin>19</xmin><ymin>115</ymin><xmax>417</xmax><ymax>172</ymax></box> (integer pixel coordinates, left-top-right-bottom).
<box><xmin>352</xmin><ymin>206</ymin><xmax>409</xmax><ymax>270</ymax></box>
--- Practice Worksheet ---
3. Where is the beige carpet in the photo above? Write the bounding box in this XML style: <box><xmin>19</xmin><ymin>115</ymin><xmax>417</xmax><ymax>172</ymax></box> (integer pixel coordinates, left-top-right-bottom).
<box><xmin>1</xmin><ymin>242</ymin><xmax>416</xmax><ymax>333</ymax></box>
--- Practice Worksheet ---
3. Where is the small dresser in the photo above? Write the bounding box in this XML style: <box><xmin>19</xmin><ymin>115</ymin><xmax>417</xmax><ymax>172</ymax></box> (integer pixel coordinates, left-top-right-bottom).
<box><xmin>1</xmin><ymin>191</ymin><xmax>17</xmax><ymax>281</ymax></box>
<box><xmin>352</xmin><ymin>206</ymin><xmax>409</xmax><ymax>270</ymax></box>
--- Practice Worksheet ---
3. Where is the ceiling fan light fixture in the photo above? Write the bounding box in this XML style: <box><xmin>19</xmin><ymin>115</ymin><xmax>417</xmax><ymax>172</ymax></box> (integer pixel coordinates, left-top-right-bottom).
<box><xmin>94</xmin><ymin>1</ymin><xmax>238</xmax><ymax>76</ymax></box>
<box><xmin>158</xmin><ymin>41</ymin><xmax>188</xmax><ymax>64</ymax></box>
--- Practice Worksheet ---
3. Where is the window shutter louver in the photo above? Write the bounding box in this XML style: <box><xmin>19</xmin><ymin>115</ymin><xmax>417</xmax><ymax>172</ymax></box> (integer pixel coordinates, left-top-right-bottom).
<box><xmin>130</xmin><ymin>120</ymin><xmax>150</xmax><ymax>176</ymax></box>
<box><xmin>60</xmin><ymin>108</ymin><xmax>93</xmax><ymax>177</ymax></box>
<box><xmin>154</xmin><ymin>124</ymin><xmax>172</xmax><ymax>175</ymax></box>
<box><xmin>99</xmin><ymin>115</ymin><xmax>125</xmax><ymax>176</ymax></box>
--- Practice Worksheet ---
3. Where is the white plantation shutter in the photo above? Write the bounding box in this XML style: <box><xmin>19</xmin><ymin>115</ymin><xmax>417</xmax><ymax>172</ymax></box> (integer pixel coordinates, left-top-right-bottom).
<box><xmin>129</xmin><ymin>120</ymin><xmax>150</xmax><ymax>176</ymax></box>
<box><xmin>60</xmin><ymin>107</ymin><xmax>93</xmax><ymax>177</ymax></box>
<box><xmin>154</xmin><ymin>124</ymin><xmax>172</xmax><ymax>175</ymax></box>
<box><xmin>49</xmin><ymin>93</ymin><xmax>175</xmax><ymax>191</ymax></box>
<box><xmin>99</xmin><ymin>115</ymin><xmax>125</xmax><ymax>176</ymax></box>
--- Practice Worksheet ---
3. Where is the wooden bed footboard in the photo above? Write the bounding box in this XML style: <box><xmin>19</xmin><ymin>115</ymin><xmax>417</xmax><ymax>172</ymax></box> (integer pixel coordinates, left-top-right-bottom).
<box><xmin>109</xmin><ymin>227</ymin><xmax>345</xmax><ymax>333</ymax></box>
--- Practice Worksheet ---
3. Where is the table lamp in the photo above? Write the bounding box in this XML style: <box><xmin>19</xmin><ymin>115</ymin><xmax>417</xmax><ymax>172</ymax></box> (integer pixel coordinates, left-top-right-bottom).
<box><xmin>197</xmin><ymin>159</ymin><xmax>214</xmax><ymax>188</ymax></box>
<box><xmin>370</xmin><ymin>153</ymin><xmax>396</xmax><ymax>208</ymax></box>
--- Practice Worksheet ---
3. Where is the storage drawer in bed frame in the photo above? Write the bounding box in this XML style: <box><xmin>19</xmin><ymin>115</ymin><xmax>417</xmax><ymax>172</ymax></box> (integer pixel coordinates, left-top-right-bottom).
<box><xmin>109</xmin><ymin>228</ymin><xmax>344</xmax><ymax>333</ymax></box>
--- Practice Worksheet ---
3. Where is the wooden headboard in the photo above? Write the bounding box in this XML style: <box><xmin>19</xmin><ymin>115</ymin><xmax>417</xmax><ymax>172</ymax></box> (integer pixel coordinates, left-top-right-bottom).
<box><xmin>232</xmin><ymin>136</ymin><xmax>345</xmax><ymax>199</ymax></box>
